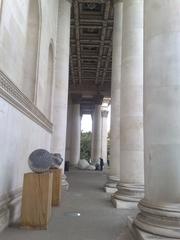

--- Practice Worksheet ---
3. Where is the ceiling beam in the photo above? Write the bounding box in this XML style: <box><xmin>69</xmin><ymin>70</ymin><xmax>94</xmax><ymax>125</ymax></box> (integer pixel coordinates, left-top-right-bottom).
<box><xmin>74</xmin><ymin>0</ymin><xmax>82</xmax><ymax>84</ymax></box>
<box><xmin>95</xmin><ymin>0</ymin><xmax>111</xmax><ymax>85</ymax></box>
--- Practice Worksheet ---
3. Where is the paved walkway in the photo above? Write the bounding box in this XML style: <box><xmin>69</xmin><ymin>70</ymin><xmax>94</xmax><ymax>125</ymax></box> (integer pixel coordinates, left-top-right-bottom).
<box><xmin>0</xmin><ymin>170</ymin><xmax>137</xmax><ymax>240</ymax></box>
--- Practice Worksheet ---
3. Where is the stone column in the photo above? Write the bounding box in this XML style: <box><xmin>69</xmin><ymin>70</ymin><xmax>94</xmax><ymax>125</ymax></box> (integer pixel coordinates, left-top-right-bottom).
<box><xmin>112</xmin><ymin>0</ymin><xmax>144</xmax><ymax>208</ymax></box>
<box><xmin>133</xmin><ymin>1</ymin><xmax>180</xmax><ymax>238</ymax></box>
<box><xmin>70</xmin><ymin>104</ymin><xmax>81</xmax><ymax>166</ymax></box>
<box><xmin>105</xmin><ymin>0</ymin><xmax>122</xmax><ymax>193</ymax></box>
<box><xmin>90</xmin><ymin>112</ymin><xmax>95</xmax><ymax>161</ymax></box>
<box><xmin>91</xmin><ymin>104</ymin><xmax>102</xmax><ymax>162</ymax></box>
<box><xmin>100</xmin><ymin>109</ymin><xmax>108</xmax><ymax>164</ymax></box>
<box><xmin>65</xmin><ymin>101</ymin><xmax>72</xmax><ymax>164</ymax></box>
<box><xmin>51</xmin><ymin>0</ymin><xmax>71</xmax><ymax>190</ymax></box>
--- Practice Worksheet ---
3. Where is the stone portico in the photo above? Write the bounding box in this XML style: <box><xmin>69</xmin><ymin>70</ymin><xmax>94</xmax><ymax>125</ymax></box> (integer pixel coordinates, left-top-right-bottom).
<box><xmin>0</xmin><ymin>0</ymin><xmax>180</xmax><ymax>239</ymax></box>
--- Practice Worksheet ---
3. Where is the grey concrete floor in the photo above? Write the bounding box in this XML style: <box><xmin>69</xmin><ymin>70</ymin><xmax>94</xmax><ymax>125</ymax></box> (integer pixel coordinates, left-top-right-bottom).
<box><xmin>0</xmin><ymin>170</ymin><xmax>137</xmax><ymax>240</ymax></box>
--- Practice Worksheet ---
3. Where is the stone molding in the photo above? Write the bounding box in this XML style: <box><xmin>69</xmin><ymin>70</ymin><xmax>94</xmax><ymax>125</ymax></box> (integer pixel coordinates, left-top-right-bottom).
<box><xmin>0</xmin><ymin>188</ymin><xmax>22</xmax><ymax>232</ymax></box>
<box><xmin>113</xmin><ymin>183</ymin><xmax>144</xmax><ymax>202</ymax></box>
<box><xmin>134</xmin><ymin>199</ymin><xmax>180</xmax><ymax>238</ymax></box>
<box><xmin>101</xmin><ymin>110</ymin><xmax>108</xmax><ymax>118</ymax></box>
<box><xmin>0</xmin><ymin>70</ymin><xmax>53</xmax><ymax>133</ymax></box>
<box><xmin>113</xmin><ymin>0</ymin><xmax>123</xmax><ymax>5</ymax></box>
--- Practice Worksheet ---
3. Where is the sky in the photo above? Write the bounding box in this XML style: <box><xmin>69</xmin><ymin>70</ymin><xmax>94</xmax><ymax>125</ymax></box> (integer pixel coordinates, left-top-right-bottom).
<box><xmin>81</xmin><ymin>105</ymin><xmax>111</xmax><ymax>132</ymax></box>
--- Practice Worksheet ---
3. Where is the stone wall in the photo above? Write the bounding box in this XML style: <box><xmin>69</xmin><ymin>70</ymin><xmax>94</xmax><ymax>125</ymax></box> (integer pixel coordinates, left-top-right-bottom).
<box><xmin>0</xmin><ymin>0</ymin><xmax>59</xmax><ymax>231</ymax></box>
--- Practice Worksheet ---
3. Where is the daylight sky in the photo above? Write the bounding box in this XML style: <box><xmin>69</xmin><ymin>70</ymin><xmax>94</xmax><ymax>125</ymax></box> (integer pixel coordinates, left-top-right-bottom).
<box><xmin>81</xmin><ymin>105</ymin><xmax>111</xmax><ymax>132</ymax></box>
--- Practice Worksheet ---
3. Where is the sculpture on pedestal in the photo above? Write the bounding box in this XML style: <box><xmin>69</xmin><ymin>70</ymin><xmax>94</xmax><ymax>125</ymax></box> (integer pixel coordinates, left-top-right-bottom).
<box><xmin>50</xmin><ymin>153</ymin><xmax>63</xmax><ymax>169</ymax></box>
<box><xmin>28</xmin><ymin>149</ymin><xmax>63</xmax><ymax>173</ymax></box>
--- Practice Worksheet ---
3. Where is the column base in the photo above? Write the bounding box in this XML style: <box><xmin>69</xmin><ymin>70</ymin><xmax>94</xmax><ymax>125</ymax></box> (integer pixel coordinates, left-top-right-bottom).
<box><xmin>111</xmin><ymin>183</ymin><xmax>144</xmax><ymax>209</ymax></box>
<box><xmin>104</xmin><ymin>175</ymin><xmax>119</xmax><ymax>194</ymax></box>
<box><xmin>104</xmin><ymin>184</ymin><xmax>118</xmax><ymax>194</ymax></box>
<box><xmin>127</xmin><ymin>217</ymin><xmax>169</xmax><ymax>240</ymax></box>
<box><xmin>133</xmin><ymin>199</ymin><xmax>180</xmax><ymax>239</ymax></box>
<box><xmin>61</xmin><ymin>174</ymin><xmax>69</xmax><ymax>191</ymax></box>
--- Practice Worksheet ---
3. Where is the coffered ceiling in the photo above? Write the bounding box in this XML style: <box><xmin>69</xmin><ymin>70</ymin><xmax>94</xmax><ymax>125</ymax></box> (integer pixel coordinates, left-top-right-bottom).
<box><xmin>69</xmin><ymin>0</ymin><xmax>113</xmax><ymax>101</ymax></box>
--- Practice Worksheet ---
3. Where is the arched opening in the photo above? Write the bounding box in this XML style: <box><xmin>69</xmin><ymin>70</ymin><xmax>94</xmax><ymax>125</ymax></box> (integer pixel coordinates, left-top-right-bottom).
<box><xmin>22</xmin><ymin>0</ymin><xmax>40</xmax><ymax>101</ymax></box>
<box><xmin>44</xmin><ymin>43</ymin><xmax>54</xmax><ymax>119</ymax></box>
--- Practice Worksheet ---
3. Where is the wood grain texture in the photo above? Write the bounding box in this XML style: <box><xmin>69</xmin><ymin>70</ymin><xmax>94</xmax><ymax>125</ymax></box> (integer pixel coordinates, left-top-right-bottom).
<box><xmin>51</xmin><ymin>169</ymin><xmax>62</xmax><ymax>207</ymax></box>
<box><xmin>21</xmin><ymin>172</ymin><xmax>53</xmax><ymax>229</ymax></box>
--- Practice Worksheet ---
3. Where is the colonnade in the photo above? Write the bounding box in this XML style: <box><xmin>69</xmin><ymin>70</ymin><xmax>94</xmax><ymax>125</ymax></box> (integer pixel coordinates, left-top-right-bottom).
<box><xmin>50</xmin><ymin>0</ymin><xmax>180</xmax><ymax>238</ymax></box>
<box><xmin>65</xmin><ymin>99</ymin><xmax>109</xmax><ymax>167</ymax></box>
<box><xmin>51</xmin><ymin>0</ymin><xmax>71</xmax><ymax>190</ymax></box>
<box><xmin>106</xmin><ymin>0</ymin><xmax>180</xmax><ymax>238</ymax></box>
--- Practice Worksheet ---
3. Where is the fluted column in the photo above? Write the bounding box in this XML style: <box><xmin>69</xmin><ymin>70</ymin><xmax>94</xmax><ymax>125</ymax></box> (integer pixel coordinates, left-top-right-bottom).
<box><xmin>70</xmin><ymin>104</ymin><xmax>81</xmax><ymax>166</ymax></box>
<box><xmin>65</xmin><ymin>101</ymin><xmax>72</xmax><ymax>164</ymax></box>
<box><xmin>51</xmin><ymin>0</ymin><xmax>71</xmax><ymax>190</ymax></box>
<box><xmin>100</xmin><ymin>109</ymin><xmax>108</xmax><ymax>164</ymax></box>
<box><xmin>105</xmin><ymin>0</ymin><xmax>122</xmax><ymax>193</ymax></box>
<box><xmin>90</xmin><ymin>113</ymin><xmax>94</xmax><ymax>161</ymax></box>
<box><xmin>91</xmin><ymin>104</ymin><xmax>102</xmax><ymax>161</ymax></box>
<box><xmin>133</xmin><ymin>1</ymin><xmax>180</xmax><ymax>238</ymax></box>
<box><xmin>112</xmin><ymin>0</ymin><xmax>144</xmax><ymax>208</ymax></box>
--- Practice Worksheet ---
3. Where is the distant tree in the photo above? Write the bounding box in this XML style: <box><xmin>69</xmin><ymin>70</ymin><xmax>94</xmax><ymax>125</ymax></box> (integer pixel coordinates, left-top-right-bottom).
<box><xmin>80</xmin><ymin>131</ymin><xmax>92</xmax><ymax>160</ymax></box>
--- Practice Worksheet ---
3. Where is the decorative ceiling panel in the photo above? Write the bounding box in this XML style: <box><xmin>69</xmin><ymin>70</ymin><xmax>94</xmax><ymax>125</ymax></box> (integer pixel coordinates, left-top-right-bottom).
<box><xmin>69</xmin><ymin>0</ymin><xmax>113</xmax><ymax>99</ymax></box>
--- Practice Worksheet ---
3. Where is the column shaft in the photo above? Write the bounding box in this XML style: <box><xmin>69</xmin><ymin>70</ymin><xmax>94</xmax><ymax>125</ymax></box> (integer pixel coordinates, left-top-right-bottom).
<box><xmin>112</xmin><ymin>0</ymin><xmax>144</xmax><ymax>208</ymax></box>
<box><xmin>65</xmin><ymin>101</ymin><xmax>72</xmax><ymax>163</ymax></box>
<box><xmin>70</xmin><ymin>104</ymin><xmax>81</xmax><ymax>166</ymax></box>
<box><xmin>134</xmin><ymin>1</ymin><xmax>180</xmax><ymax>238</ymax></box>
<box><xmin>91</xmin><ymin>113</ymin><xmax>94</xmax><ymax>161</ymax></box>
<box><xmin>51</xmin><ymin>0</ymin><xmax>71</xmax><ymax>189</ymax></box>
<box><xmin>91</xmin><ymin>105</ymin><xmax>101</xmax><ymax>161</ymax></box>
<box><xmin>101</xmin><ymin>109</ymin><xmax>108</xmax><ymax>164</ymax></box>
<box><xmin>105</xmin><ymin>0</ymin><xmax>122</xmax><ymax>193</ymax></box>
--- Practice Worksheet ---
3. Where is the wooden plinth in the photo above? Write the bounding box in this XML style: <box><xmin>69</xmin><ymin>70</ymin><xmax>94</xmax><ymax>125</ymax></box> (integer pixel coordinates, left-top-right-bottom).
<box><xmin>21</xmin><ymin>172</ymin><xmax>53</xmax><ymax>229</ymax></box>
<box><xmin>51</xmin><ymin>169</ymin><xmax>62</xmax><ymax>207</ymax></box>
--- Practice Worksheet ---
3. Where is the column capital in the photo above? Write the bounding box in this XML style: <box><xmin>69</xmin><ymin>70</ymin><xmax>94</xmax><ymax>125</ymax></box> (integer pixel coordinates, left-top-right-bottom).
<box><xmin>94</xmin><ymin>95</ymin><xmax>104</xmax><ymax>105</ymax></box>
<box><xmin>101</xmin><ymin>110</ymin><xmax>108</xmax><ymax>118</ymax></box>
<box><xmin>113</xmin><ymin>0</ymin><xmax>123</xmax><ymax>5</ymax></box>
<box><xmin>64</xmin><ymin>0</ymin><xmax>72</xmax><ymax>4</ymax></box>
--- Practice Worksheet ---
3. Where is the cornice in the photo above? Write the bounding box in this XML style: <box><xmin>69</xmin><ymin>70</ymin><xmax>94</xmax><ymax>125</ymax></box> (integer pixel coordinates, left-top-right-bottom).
<box><xmin>0</xmin><ymin>70</ymin><xmax>53</xmax><ymax>133</ymax></box>
<box><xmin>113</xmin><ymin>0</ymin><xmax>123</xmax><ymax>4</ymax></box>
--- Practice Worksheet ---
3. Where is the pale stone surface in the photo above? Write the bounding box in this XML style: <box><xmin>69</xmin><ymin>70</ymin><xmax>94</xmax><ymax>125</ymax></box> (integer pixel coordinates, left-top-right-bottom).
<box><xmin>100</xmin><ymin>108</ymin><xmax>108</xmax><ymax>164</ymax></box>
<box><xmin>0</xmin><ymin>98</ymin><xmax>51</xmax><ymax>229</ymax></box>
<box><xmin>51</xmin><ymin>0</ymin><xmax>71</xmax><ymax>176</ymax></box>
<box><xmin>105</xmin><ymin>175</ymin><xmax>119</xmax><ymax>193</ymax></box>
<box><xmin>0</xmin><ymin>0</ymin><xmax>58</xmax><ymax>113</ymax></box>
<box><xmin>128</xmin><ymin>217</ymin><xmax>169</xmax><ymax>240</ymax></box>
<box><xmin>112</xmin><ymin>198</ymin><xmax>138</xmax><ymax>209</ymax></box>
<box><xmin>91</xmin><ymin>105</ymin><xmax>101</xmax><ymax>161</ymax></box>
<box><xmin>107</xmin><ymin>0</ymin><xmax>122</xmax><ymax>184</ymax></box>
<box><xmin>112</xmin><ymin>0</ymin><xmax>144</xmax><ymax>207</ymax></box>
<box><xmin>65</xmin><ymin>101</ymin><xmax>73</xmax><ymax>163</ymax></box>
<box><xmin>0</xmin><ymin>0</ymin><xmax>59</xmax><ymax>229</ymax></box>
<box><xmin>70</xmin><ymin>104</ymin><xmax>81</xmax><ymax>166</ymax></box>
<box><xmin>133</xmin><ymin>1</ymin><xmax>180</xmax><ymax>238</ymax></box>
<box><xmin>78</xmin><ymin>159</ymin><xmax>89</xmax><ymax>170</ymax></box>
<box><xmin>105</xmin><ymin>186</ymin><xmax>117</xmax><ymax>194</ymax></box>
<box><xmin>0</xmin><ymin>98</ymin><xmax>51</xmax><ymax>197</ymax></box>
<box><xmin>90</xmin><ymin>113</ymin><xmax>94</xmax><ymax>161</ymax></box>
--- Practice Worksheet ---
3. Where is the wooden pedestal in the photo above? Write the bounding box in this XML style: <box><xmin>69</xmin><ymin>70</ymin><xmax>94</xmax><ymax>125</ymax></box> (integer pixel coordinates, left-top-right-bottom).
<box><xmin>21</xmin><ymin>172</ymin><xmax>53</xmax><ymax>229</ymax></box>
<box><xmin>51</xmin><ymin>169</ymin><xmax>62</xmax><ymax>207</ymax></box>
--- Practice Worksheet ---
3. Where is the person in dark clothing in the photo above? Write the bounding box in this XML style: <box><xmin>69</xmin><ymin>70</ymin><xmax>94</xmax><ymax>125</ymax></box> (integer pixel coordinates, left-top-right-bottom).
<box><xmin>100</xmin><ymin>157</ymin><xmax>104</xmax><ymax>171</ymax></box>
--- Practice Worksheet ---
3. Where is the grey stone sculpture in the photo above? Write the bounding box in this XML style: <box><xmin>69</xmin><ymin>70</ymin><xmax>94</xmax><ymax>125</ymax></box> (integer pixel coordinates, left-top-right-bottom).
<box><xmin>28</xmin><ymin>149</ymin><xmax>52</xmax><ymax>173</ymax></box>
<box><xmin>51</xmin><ymin>153</ymin><xmax>63</xmax><ymax>169</ymax></box>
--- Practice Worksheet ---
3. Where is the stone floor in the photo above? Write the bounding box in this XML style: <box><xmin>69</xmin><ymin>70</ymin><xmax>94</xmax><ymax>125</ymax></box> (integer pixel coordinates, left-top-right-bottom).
<box><xmin>0</xmin><ymin>169</ymin><xmax>137</xmax><ymax>240</ymax></box>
